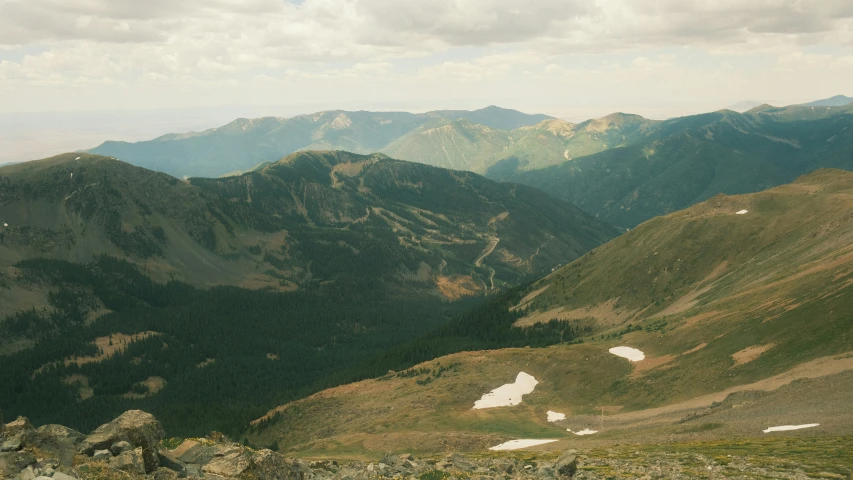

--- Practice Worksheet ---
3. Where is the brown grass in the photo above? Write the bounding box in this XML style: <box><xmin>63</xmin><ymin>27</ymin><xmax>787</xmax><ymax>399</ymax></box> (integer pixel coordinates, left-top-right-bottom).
<box><xmin>435</xmin><ymin>275</ymin><xmax>481</xmax><ymax>300</ymax></box>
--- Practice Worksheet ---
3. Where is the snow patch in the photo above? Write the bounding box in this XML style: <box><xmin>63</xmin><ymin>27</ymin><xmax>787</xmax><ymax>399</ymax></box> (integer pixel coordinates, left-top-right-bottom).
<box><xmin>75</xmin><ymin>157</ymin><xmax>81</xmax><ymax>160</ymax></box>
<box><xmin>568</xmin><ymin>429</ymin><xmax>598</xmax><ymax>436</ymax></box>
<box><xmin>547</xmin><ymin>411</ymin><xmax>566</xmax><ymax>422</ymax></box>
<box><xmin>736</xmin><ymin>210</ymin><xmax>748</xmax><ymax>215</ymax></box>
<box><xmin>763</xmin><ymin>424</ymin><xmax>819</xmax><ymax>433</ymax></box>
<box><xmin>609</xmin><ymin>346</ymin><xmax>645</xmax><ymax>362</ymax></box>
<box><xmin>473</xmin><ymin>372</ymin><xmax>538</xmax><ymax>409</ymax></box>
<box><xmin>489</xmin><ymin>439</ymin><xmax>558</xmax><ymax>451</ymax></box>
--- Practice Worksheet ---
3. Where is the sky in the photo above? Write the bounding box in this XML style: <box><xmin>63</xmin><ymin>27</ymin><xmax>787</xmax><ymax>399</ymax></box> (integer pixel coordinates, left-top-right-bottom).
<box><xmin>1</xmin><ymin>0</ymin><xmax>853</xmax><ymax>161</ymax></box>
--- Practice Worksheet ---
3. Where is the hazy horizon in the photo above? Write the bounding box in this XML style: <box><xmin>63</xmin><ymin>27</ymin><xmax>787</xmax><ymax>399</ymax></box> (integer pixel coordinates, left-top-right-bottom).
<box><xmin>1</xmin><ymin>94</ymin><xmax>844</xmax><ymax>165</ymax></box>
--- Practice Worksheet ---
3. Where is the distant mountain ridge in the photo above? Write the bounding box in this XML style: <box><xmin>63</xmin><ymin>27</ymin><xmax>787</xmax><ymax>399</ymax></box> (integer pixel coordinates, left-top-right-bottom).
<box><xmin>89</xmin><ymin>107</ymin><xmax>552</xmax><ymax>179</ymax></box>
<box><xmin>504</xmin><ymin>103</ymin><xmax>853</xmax><ymax>228</ymax></box>
<box><xmin>800</xmin><ymin>94</ymin><xmax>853</xmax><ymax>107</ymax></box>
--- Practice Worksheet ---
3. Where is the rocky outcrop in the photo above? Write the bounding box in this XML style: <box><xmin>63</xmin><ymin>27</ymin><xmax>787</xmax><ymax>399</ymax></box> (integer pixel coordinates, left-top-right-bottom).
<box><xmin>77</xmin><ymin>410</ymin><xmax>165</xmax><ymax>473</ymax></box>
<box><xmin>23</xmin><ymin>426</ymin><xmax>84</xmax><ymax>467</ymax></box>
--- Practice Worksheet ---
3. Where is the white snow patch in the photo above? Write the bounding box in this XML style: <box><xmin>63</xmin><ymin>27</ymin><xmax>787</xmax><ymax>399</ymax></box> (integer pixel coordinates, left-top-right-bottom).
<box><xmin>489</xmin><ymin>439</ymin><xmax>558</xmax><ymax>451</ymax></box>
<box><xmin>75</xmin><ymin>157</ymin><xmax>81</xmax><ymax>160</ymax></box>
<box><xmin>473</xmin><ymin>372</ymin><xmax>538</xmax><ymax>409</ymax></box>
<box><xmin>547</xmin><ymin>411</ymin><xmax>566</xmax><ymax>422</ymax></box>
<box><xmin>763</xmin><ymin>424</ymin><xmax>819</xmax><ymax>433</ymax></box>
<box><xmin>568</xmin><ymin>429</ymin><xmax>598</xmax><ymax>436</ymax></box>
<box><xmin>609</xmin><ymin>346</ymin><xmax>645</xmax><ymax>362</ymax></box>
<box><xmin>736</xmin><ymin>209</ymin><xmax>748</xmax><ymax>215</ymax></box>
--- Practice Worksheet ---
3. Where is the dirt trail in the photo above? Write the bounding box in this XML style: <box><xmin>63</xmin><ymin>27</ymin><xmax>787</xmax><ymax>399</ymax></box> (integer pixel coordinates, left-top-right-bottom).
<box><xmin>475</xmin><ymin>237</ymin><xmax>500</xmax><ymax>267</ymax></box>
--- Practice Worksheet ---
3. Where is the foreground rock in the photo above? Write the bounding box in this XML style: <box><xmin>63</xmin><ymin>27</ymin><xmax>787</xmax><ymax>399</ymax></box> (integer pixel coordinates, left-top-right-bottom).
<box><xmin>2</xmin><ymin>411</ymin><xmax>844</xmax><ymax>479</ymax></box>
<box><xmin>77</xmin><ymin>410</ymin><xmax>165</xmax><ymax>473</ymax></box>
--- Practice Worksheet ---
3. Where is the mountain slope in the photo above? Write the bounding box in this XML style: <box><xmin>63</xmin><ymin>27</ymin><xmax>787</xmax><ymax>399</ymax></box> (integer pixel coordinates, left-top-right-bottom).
<box><xmin>0</xmin><ymin>150</ymin><xmax>617</xmax><ymax>323</ymax></box>
<box><xmin>89</xmin><ymin>107</ymin><xmax>551</xmax><ymax>179</ymax></box>
<box><xmin>246</xmin><ymin>170</ymin><xmax>853</xmax><ymax>456</ymax></box>
<box><xmin>0</xmin><ymin>150</ymin><xmax>614</xmax><ymax>436</ymax></box>
<box><xmin>504</xmin><ymin>104</ymin><xmax>853</xmax><ymax>228</ymax></box>
<box><xmin>801</xmin><ymin>94</ymin><xmax>853</xmax><ymax>107</ymax></box>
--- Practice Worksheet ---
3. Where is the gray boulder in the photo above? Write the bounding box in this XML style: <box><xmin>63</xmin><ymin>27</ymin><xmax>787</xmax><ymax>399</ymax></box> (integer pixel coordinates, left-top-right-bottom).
<box><xmin>52</xmin><ymin>473</ymin><xmax>78</xmax><ymax>480</ymax></box>
<box><xmin>92</xmin><ymin>449</ymin><xmax>112</xmax><ymax>461</ymax></box>
<box><xmin>1</xmin><ymin>436</ymin><xmax>22</xmax><ymax>452</ymax></box>
<box><xmin>78</xmin><ymin>410</ymin><xmax>165</xmax><ymax>473</ymax></box>
<box><xmin>4</xmin><ymin>418</ymin><xmax>33</xmax><ymax>437</ymax></box>
<box><xmin>108</xmin><ymin>446</ymin><xmax>146</xmax><ymax>475</ymax></box>
<box><xmin>0</xmin><ymin>451</ymin><xmax>37</xmax><ymax>478</ymax></box>
<box><xmin>23</xmin><ymin>425</ymin><xmax>84</xmax><ymax>467</ymax></box>
<box><xmin>110</xmin><ymin>440</ymin><xmax>132</xmax><ymax>456</ymax></box>
<box><xmin>555</xmin><ymin>450</ymin><xmax>578</xmax><ymax>478</ymax></box>
<box><xmin>157</xmin><ymin>450</ymin><xmax>187</xmax><ymax>477</ymax></box>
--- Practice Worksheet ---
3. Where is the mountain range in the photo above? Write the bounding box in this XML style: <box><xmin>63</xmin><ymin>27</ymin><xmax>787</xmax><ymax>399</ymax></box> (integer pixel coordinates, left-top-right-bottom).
<box><xmin>2</xmin><ymin>97</ymin><xmax>853</xmax><ymax>471</ymax></box>
<box><xmin>89</xmin><ymin>100</ymin><xmax>853</xmax><ymax>230</ymax></box>
<box><xmin>89</xmin><ymin>107</ymin><xmax>551</xmax><ymax>179</ymax></box>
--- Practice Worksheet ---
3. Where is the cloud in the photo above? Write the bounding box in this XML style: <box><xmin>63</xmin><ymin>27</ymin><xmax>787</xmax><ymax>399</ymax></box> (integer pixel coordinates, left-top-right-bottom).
<box><xmin>0</xmin><ymin>0</ymin><xmax>852</xmax><ymax>112</ymax></box>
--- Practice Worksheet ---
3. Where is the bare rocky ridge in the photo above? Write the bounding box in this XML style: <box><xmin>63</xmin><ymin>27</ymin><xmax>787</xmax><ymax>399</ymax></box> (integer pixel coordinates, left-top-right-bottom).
<box><xmin>1</xmin><ymin>412</ymin><xmax>847</xmax><ymax>479</ymax></box>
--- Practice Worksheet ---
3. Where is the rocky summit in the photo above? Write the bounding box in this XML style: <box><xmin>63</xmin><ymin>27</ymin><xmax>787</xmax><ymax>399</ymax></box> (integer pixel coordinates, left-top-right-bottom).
<box><xmin>1</xmin><ymin>411</ymin><xmax>847</xmax><ymax>480</ymax></box>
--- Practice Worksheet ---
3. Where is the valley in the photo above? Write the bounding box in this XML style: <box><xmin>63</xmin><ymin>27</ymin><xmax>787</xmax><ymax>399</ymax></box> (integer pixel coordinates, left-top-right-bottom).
<box><xmin>245</xmin><ymin>170</ymin><xmax>853</xmax><ymax>459</ymax></box>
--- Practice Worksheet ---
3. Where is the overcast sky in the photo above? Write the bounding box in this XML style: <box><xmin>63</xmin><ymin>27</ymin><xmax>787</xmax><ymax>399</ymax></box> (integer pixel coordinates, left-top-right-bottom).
<box><xmin>1</xmin><ymin>0</ymin><xmax>852</xmax><ymax>119</ymax></box>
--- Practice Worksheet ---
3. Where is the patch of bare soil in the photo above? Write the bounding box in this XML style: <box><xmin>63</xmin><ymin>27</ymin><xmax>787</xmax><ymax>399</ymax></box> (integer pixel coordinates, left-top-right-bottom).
<box><xmin>732</xmin><ymin>343</ymin><xmax>775</xmax><ymax>366</ymax></box>
<box><xmin>62</xmin><ymin>374</ymin><xmax>94</xmax><ymax>400</ymax></box>
<box><xmin>631</xmin><ymin>355</ymin><xmax>677</xmax><ymax>378</ymax></box>
<box><xmin>516</xmin><ymin>299</ymin><xmax>635</xmax><ymax>328</ymax></box>
<box><xmin>34</xmin><ymin>332</ymin><xmax>162</xmax><ymax>376</ymax></box>
<box><xmin>122</xmin><ymin>376</ymin><xmax>166</xmax><ymax>399</ymax></box>
<box><xmin>435</xmin><ymin>275</ymin><xmax>481</xmax><ymax>300</ymax></box>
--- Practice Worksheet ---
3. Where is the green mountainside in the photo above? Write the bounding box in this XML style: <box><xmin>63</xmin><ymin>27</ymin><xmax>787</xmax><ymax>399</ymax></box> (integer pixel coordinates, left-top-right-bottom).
<box><xmin>246</xmin><ymin>170</ymin><xmax>853</xmax><ymax>457</ymax></box>
<box><xmin>89</xmin><ymin>107</ymin><xmax>551</xmax><ymax>179</ymax></box>
<box><xmin>0</xmin><ymin>150</ymin><xmax>614</xmax><ymax>436</ymax></box>
<box><xmin>502</xmin><ymin>104</ymin><xmax>853</xmax><ymax>228</ymax></box>
<box><xmin>0</xmin><ymin>151</ymin><xmax>614</xmax><ymax>309</ymax></box>
<box><xmin>801</xmin><ymin>94</ymin><xmax>853</xmax><ymax>107</ymax></box>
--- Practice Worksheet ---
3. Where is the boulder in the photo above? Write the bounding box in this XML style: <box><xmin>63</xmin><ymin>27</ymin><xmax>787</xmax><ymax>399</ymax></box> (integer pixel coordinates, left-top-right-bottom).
<box><xmin>23</xmin><ymin>425</ymin><xmax>85</xmax><ymax>466</ymax></box>
<box><xmin>52</xmin><ymin>472</ymin><xmax>78</xmax><ymax>480</ymax></box>
<box><xmin>157</xmin><ymin>450</ymin><xmax>187</xmax><ymax>477</ymax></box>
<box><xmin>176</xmin><ymin>442</ymin><xmax>239</xmax><ymax>466</ymax></box>
<box><xmin>201</xmin><ymin>450</ymin><xmax>250</xmax><ymax>478</ymax></box>
<box><xmin>108</xmin><ymin>446</ymin><xmax>146</xmax><ymax>475</ymax></box>
<box><xmin>0</xmin><ymin>451</ymin><xmax>37</xmax><ymax>478</ymax></box>
<box><xmin>17</xmin><ymin>465</ymin><xmax>35</xmax><ymax>480</ymax></box>
<box><xmin>555</xmin><ymin>450</ymin><xmax>578</xmax><ymax>478</ymax></box>
<box><xmin>110</xmin><ymin>440</ymin><xmax>132</xmax><ymax>456</ymax></box>
<box><xmin>78</xmin><ymin>410</ymin><xmax>164</xmax><ymax>473</ymax></box>
<box><xmin>92</xmin><ymin>450</ymin><xmax>112</xmax><ymax>461</ymax></box>
<box><xmin>1</xmin><ymin>436</ymin><xmax>22</xmax><ymax>452</ymax></box>
<box><xmin>4</xmin><ymin>418</ymin><xmax>33</xmax><ymax>437</ymax></box>
<box><xmin>152</xmin><ymin>467</ymin><xmax>180</xmax><ymax>480</ymax></box>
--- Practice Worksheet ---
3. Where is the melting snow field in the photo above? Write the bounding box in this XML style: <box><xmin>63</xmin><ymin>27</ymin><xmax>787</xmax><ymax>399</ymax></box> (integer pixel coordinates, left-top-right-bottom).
<box><xmin>609</xmin><ymin>346</ymin><xmax>646</xmax><ymax>362</ymax></box>
<box><xmin>736</xmin><ymin>209</ymin><xmax>748</xmax><ymax>214</ymax></box>
<box><xmin>568</xmin><ymin>429</ymin><xmax>598</xmax><ymax>436</ymax></box>
<box><xmin>489</xmin><ymin>439</ymin><xmax>559</xmax><ymax>451</ymax></box>
<box><xmin>473</xmin><ymin>372</ymin><xmax>538</xmax><ymax>409</ymax></box>
<box><xmin>763</xmin><ymin>424</ymin><xmax>819</xmax><ymax>433</ymax></box>
<box><xmin>547</xmin><ymin>411</ymin><xmax>566</xmax><ymax>422</ymax></box>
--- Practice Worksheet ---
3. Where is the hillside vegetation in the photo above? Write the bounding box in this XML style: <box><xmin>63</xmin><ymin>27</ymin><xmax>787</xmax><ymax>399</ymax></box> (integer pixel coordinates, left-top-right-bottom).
<box><xmin>0</xmin><ymin>150</ymin><xmax>614</xmax><ymax>437</ymax></box>
<box><xmin>246</xmin><ymin>170</ymin><xmax>853</xmax><ymax>457</ymax></box>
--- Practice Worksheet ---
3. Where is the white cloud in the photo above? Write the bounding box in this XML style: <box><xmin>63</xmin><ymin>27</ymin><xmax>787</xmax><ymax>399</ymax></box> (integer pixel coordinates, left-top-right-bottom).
<box><xmin>0</xmin><ymin>0</ymin><xmax>851</xmax><ymax>112</ymax></box>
